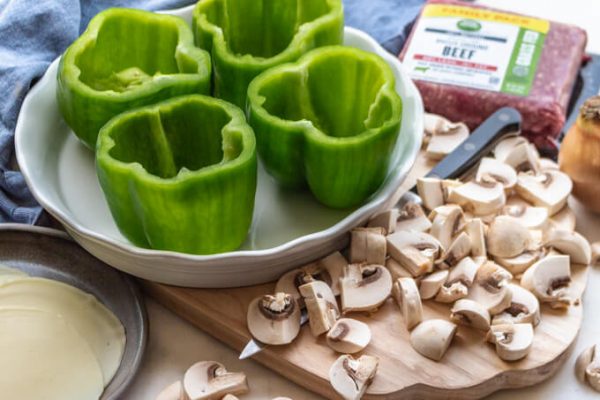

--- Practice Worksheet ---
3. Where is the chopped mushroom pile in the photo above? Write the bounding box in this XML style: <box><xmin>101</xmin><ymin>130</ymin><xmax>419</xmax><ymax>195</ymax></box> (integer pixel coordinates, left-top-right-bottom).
<box><xmin>245</xmin><ymin>133</ymin><xmax>594</xmax><ymax>399</ymax></box>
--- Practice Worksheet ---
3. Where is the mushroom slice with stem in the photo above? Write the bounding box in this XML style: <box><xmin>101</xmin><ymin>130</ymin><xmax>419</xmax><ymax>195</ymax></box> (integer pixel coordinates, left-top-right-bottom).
<box><xmin>549</xmin><ymin>205</ymin><xmax>576</xmax><ymax>232</ymax></box>
<box><xmin>576</xmin><ymin>344</ymin><xmax>600</xmax><ymax>391</ymax></box>
<box><xmin>468</xmin><ymin>262</ymin><xmax>513</xmax><ymax>315</ymax></box>
<box><xmin>329</xmin><ymin>354</ymin><xmax>378</xmax><ymax>400</ymax></box>
<box><xmin>447</xmin><ymin>257</ymin><xmax>481</xmax><ymax>288</ymax></box>
<box><xmin>429</xmin><ymin>204</ymin><xmax>465</xmax><ymax>250</ymax></box>
<box><xmin>521</xmin><ymin>255</ymin><xmax>571</xmax><ymax>308</ymax></box>
<box><xmin>275</xmin><ymin>266</ymin><xmax>317</xmax><ymax>307</ymax></box>
<box><xmin>466</xmin><ymin>218</ymin><xmax>486</xmax><ymax>258</ymax></box>
<box><xmin>417</xmin><ymin>177</ymin><xmax>445</xmax><ymax>211</ymax></box>
<box><xmin>500</xmin><ymin>203</ymin><xmax>549</xmax><ymax>230</ymax></box>
<box><xmin>393</xmin><ymin>277</ymin><xmax>423</xmax><ymax>330</ymax></box>
<box><xmin>299</xmin><ymin>281</ymin><xmax>339</xmax><ymax>336</ymax></box>
<box><xmin>156</xmin><ymin>381</ymin><xmax>183</xmax><ymax>400</ymax></box>
<box><xmin>494</xmin><ymin>250</ymin><xmax>543</xmax><ymax>276</ymax></box>
<box><xmin>410</xmin><ymin>319</ymin><xmax>457</xmax><ymax>361</ymax></box>
<box><xmin>447</xmin><ymin>180</ymin><xmax>506</xmax><ymax>216</ymax></box>
<box><xmin>501</xmin><ymin>142</ymin><xmax>541</xmax><ymax>174</ymax></box>
<box><xmin>326</xmin><ymin>318</ymin><xmax>371</xmax><ymax>354</ymax></box>
<box><xmin>476</xmin><ymin>157</ymin><xmax>517</xmax><ymax>191</ymax></box>
<box><xmin>387</xmin><ymin>231</ymin><xmax>442</xmax><ymax>277</ymax></box>
<box><xmin>492</xmin><ymin>284</ymin><xmax>540</xmax><ymax>326</ymax></box>
<box><xmin>494</xmin><ymin>137</ymin><xmax>532</xmax><ymax>165</ymax></box>
<box><xmin>350</xmin><ymin>227</ymin><xmax>386</xmax><ymax>265</ymax></box>
<box><xmin>386</xmin><ymin>258</ymin><xmax>413</xmax><ymax>280</ymax></box>
<box><xmin>368</xmin><ymin>208</ymin><xmax>399</xmax><ymax>234</ymax></box>
<box><xmin>419</xmin><ymin>270</ymin><xmax>449</xmax><ymax>300</ymax></box>
<box><xmin>450</xmin><ymin>299</ymin><xmax>491</xmax><ymax>330</ymax></box>
<box><xmin>487</xmin><ymin>216</ymin><xmax>532</xmax><ymax>258</ymax></box>
<box><xmin>183</xmin><ymin>361</ymin><xmax>248</xmax><ymax>400</ymax></box>
<box><xmin>515</xmin><ymin>170</ymin><xmax>573</xmax><ymax>216</ymax></box>
<box><xmin>396</xmin><ymin>202</ymin><xmax>432</xmax><ymax>232</ymax></box>
<box><xmin>340</xmin><ymin>264</ymin><xmax>393</xmax><ymax>313</ymax></box>
<box><xmin>436</xmin><ymin>232</ymin><xmax>472</xmax><ymax>269</ymax></box>
<box><xmin>487</xmin><ymin>323</ymin><xmax>534</xmax><ymax>361</ymax></box>
<box><xmin>435</xmin><ymin>281</ymin><xmax>469</xmax><ymax>303</ymax></box>
<box><xmin>247</xmin><ymin>292</ymin><xmax>301</xmax><ymax>345</ymax></box>
<box><xmin>425</xmin><ymin>117</ymin><xmax>470</xmax><ymax>160</ymax></box>
<box><xmin>539</xmin><ymin>158</ymin><xmax>559</xmax><ymax>171</ymax></box>
<box><xmin>318</xmin><ymin>251</ymin><xmax>348</xmax><ymax>296</ymax></box>
<box><xmin>545</xmin><ymin>230</ymin><xmax>592</xmax><ymax>265</ymax></box>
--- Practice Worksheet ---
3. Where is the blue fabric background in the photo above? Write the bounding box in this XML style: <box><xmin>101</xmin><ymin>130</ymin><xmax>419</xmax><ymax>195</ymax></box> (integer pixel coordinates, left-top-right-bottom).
<box><xmin>0</xmin><ymin>0</ymin><xmax>424</xmax><ymax>224</ymax></box>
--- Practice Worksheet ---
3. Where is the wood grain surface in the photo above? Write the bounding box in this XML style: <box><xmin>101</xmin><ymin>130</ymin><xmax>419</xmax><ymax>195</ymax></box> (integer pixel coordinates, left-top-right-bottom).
<box><xmin>144</xmin><ymin>154</ymin><xmax>590</xmax><ymax>399</ymax></box>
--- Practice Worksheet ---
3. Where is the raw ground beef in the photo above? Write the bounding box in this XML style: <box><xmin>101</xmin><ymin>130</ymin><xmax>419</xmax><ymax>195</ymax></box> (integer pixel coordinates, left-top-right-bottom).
<box><xmin>400</xmin><ymin>0</ymin><xmax>587</xmax><ymax>150</ymax></box>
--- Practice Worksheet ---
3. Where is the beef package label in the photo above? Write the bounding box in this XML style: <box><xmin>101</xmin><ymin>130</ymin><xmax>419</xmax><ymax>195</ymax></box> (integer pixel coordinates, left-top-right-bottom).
<box><xmin>403</xmin><ymin>4</ymin><xmax>549</xmax><ymax>96</ymax></box>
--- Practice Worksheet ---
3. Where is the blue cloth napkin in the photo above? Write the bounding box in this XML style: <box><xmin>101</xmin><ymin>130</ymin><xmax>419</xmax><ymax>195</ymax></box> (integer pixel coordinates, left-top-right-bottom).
<box><xmin>0</xmin><ymin>0</ymin><xmax>424</xmax><ymax>224</ymax></box>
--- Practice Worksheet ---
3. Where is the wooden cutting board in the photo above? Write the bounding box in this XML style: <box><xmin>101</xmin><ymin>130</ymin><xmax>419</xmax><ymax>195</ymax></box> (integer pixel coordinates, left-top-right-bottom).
<box><xmin>143</xmin><ymin>154</ymin><xmax>590</xmax><ymax>399</ymax></box>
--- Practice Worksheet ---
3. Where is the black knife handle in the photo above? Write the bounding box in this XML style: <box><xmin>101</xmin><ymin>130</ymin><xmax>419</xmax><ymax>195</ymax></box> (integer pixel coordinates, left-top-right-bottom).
<box><xmin>424</xmin><ymin>107</ymin><xmax>522</xmax><ymax>181</ymax></box>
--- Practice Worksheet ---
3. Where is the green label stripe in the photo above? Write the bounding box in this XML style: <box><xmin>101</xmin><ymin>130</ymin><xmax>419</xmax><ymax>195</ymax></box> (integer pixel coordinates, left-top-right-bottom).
<box><xmin>501</xmin><ymin>27</ymin><xmax>546</xmax><ymax>96</ymax></box>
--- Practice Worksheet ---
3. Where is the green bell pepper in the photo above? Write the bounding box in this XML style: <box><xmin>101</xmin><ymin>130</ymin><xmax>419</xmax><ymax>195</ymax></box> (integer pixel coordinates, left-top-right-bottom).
<box><xmin>192</xmin><ymin>0</ymin><xmax>343</xmax><ymax>108</ymax></box>
<box><xmin>247</xmin><ymin>46</ymin><xmax>403</xmax><ymax>209</ymax></box>
<box><xmin>96</xmin><ymin>95</ymin><xmax>257</xmax><ymax>255</ymax></box>
<box><xmin>58</xmin><ymin>8</ymin><xmax>211</xmax><ymax>149</ymax></box>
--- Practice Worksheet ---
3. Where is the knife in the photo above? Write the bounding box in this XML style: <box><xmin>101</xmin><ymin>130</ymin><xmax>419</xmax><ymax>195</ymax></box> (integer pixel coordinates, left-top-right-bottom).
<box><xmin>239</xmin><ymin>107</ymin><xmax>522</xmax><ymax>360</ymax></box>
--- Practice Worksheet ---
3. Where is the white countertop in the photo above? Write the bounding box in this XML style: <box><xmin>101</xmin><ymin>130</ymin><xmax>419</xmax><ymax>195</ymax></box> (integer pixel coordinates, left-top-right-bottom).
<box><xmin>124</xmin><ymin>1</ymin><xmax>600</xmax><ymax>399</ymax></box>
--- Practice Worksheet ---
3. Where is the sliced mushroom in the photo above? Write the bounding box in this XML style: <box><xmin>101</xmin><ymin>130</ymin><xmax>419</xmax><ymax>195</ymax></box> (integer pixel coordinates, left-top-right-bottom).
<box><xmin>494</xmin><ymin>250</ymin><xmax>542</xmax><ymax>276</ymax></box>
<box><xmin>487</xmin><ymin>323</ymin><xmax>534</xmax><ymax>361</ymax></box>
<box><xmin>575</xmin><ymin>344</ymin><xmax>600</xmax><ymax>391</ymax></box>
<box><xmin>319</xmin><ymin>251</ymin><xmax>348</xmax><ymax>296</ymax></box>
<box><xmin>501</xmin><ymin>142</ymin><xmax>541</xmax><ymax>174</ymax></box>
<box><xmin>387</xmin><ymin>231</ymin><xmax>441</xmax><ymax>277</ymax></box>
<box><xmin>486</xmin><ymin>216</ymin><xmax>532</xmax><ymax>258</ymax></box>
<box><xmin>545</xmin><ymin>230</ymin><xmax>592</xmax><ymax>265</ymax></box>
<box><xmin>466</xmin><ymin>218</ymin><xmax>487</xmax><ymax>258</ymax></box>
<box><xmin>550</xmin><ymin>205</ymin><xmax>576</xmax><ymax>232</ymax></box>
<box><xmin>494</xmin><ymin>137</ymin><xmax>530</xmax><ymax>163</ymax></box>
<box><xmin>156</xmin><ymin>381</ymin><xmax>183</xmax><ymax>400</ymax></box>
<box><xmin>393</xmin><ymin>277</ymin><xmax>423</xmax><ymax>330</ymax></box>
<box><xmin>436</xmin><ymin>232</ymin><xmax>472</xmax><ymax>269</ymax></box>
<box><xmin>450</xmin><ymin>299</ymin><xmax>491</xmax><ymax>330</ymax></box>
<box><xmin>447</xmin><ymin>180</ymin><xmax>506</xmax><ymax>216</ymax></box>
<box><xmin>476</xmin><ymin>158</ymin><xmax>517</xmax><ymax>191</ymax></box>
<box><xmin>435</xmin><ymin>281</ymin><xmax>469</xmax><ymax>303</ymax></box>
<box><xmin>425</xmin><ymin>116</ymin><xmax>469</xmax><ymax>160</ymax></box>
<box><xmin>350</xmin><ymin>227</ymin><xmax>386</xmax><ymax>266</ymax></box>
<box><xmin>429</xmin><ymin>204</ymin><xmax>465</xmax><ymax>249</ymax></box>
<box><xmin>417</xmin><ymin>177</ymin><xmax>445</xmax><ymax>211</ymax></box>
<box><xmin>410</xmin><ymin>319</ymin><xmax>457</xmax><ymax>361</ymax></box>
<box><xmin>467</xmin><ymin>262</ymin><xmax>513</xmax><ymax>315</ymax></box>
<box><xmin>515</xmin><ymin>171</ymin><xmax>573</xmax><ymax>216</ymax></box>
<box><xmin>419</xmin><ymin>270</ymin><xmax>449</xmax><ymax>300</ymax></box>
<box><xmin>275</xmin><ymin>266</ymin><xmax>316</xmax><ymax>307</ymax></box>
<box><xmin>326</xmin><ymin>318</ymin><xmax>372</xmax><ymax>354</ymax></box>
<box><xmin>500</xmin><ymin>203</ymin><xmax>548</xmax><ymax>229</ymax></box>
<box><xmin>340</xmin><ymin>264</ymin><xmax>393</xmax><ymax>313</ymax></box>
<box><xmin>492</xmin><ymin>284</ymin><xmax>540</xmax><ymax>327</ymax></box>
<box><xmin>329</xmin><ymin>354</ymin><xmax>378</xmax><ymax>400</ymax></box>
<box><xmin>386</xmin><ymin>258</ymin><xmax>413</xmax><ymax>280</ymax></box>
<box><xmin>396</xmin><ymin>202</ymin><xmax>432</xmax><ymax>232</ymax></box>
<box><xmin>367</xmin><ymin>208</ymin><xmax>399</xmax><ymax>234</ymax></box>
<box><xmin>222</xmin><ymin>396</ymin><xmax>239</xmax><ymax>400</ymax></box>
<box><xmin>447</xmin><ymin>257</ymin><xmax>481</xmax><ymax>287</ymax></box>
<box><xmin>247</xmin><ymin>292</ymin><xmax>301</xmax><ymax>345</ymax></box>
<box><xmin>299</xmin><ymin>281</ymin><xmax>339</xmax><ymax>336</ymax></box>
<box><xmin>520</xmin><ymin>255</ymin><xmax>571</xmax><ymax>308</ymax></box>
<box><xmin>183</xmin><ymin>361</ymin><xmax>248</xmax><ymax>400</ymax></box>
<box><xmin>539</xmin><ymin>158</ymin><xmax>559</xmax><ymax>172</ymax></box>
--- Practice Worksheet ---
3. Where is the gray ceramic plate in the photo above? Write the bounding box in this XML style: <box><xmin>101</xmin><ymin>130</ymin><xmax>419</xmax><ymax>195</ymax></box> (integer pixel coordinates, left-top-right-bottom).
<box><xmin>15</xmin><ymin>5</ymin><xmax>423</xmax><ymax>287</ymax></box>
<box><xmin>0</xmin><ymin>224</ymin><xmax>147</xmax><ymax>400</ymax></box>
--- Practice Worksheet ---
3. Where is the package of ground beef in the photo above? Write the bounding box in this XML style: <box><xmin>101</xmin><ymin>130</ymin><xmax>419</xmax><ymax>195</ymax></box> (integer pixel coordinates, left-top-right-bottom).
<box><xmin>400</xmin><ymin>0</ymin><xmax>587</xmax><ymax>150</ymax></box>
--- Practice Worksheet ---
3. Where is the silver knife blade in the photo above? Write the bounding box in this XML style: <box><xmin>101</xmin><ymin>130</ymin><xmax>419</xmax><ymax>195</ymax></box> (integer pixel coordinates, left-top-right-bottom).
<box><xmin>239</xmin><ymin>308</ymin><xmax>309</xmax><ymax>360</ymax></box>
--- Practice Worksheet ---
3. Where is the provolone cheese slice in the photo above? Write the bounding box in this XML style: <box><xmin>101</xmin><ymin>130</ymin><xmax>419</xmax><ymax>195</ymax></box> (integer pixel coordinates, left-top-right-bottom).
<box><xmin>0</xmin><ymin>278</ymin><xmax>126</xmax><ymax>385</ymax></box>
<box><xmin>0</xmin><ymin>308</ymin><xmax>104</xmax><ymax>400</ymax></box>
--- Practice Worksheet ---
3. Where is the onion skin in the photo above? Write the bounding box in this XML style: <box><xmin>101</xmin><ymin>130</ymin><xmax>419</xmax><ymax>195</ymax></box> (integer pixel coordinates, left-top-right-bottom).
<box><xmin>559</xmin><ymin>96</ymin><xmax>600</xmax><ymax>213</ymax></box>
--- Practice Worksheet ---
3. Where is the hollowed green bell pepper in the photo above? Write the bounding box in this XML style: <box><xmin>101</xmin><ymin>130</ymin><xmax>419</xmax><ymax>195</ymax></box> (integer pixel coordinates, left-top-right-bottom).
<box><xmin>58</xmin><ymin>8</ymin><xmax>212</xmax><ymax>149</ymax></box>
<box><xmin>247</xmin><ymin>46</ymin><xmax>403</xmax><ymax>209</ymax></box>
<box><xmin>96</xmin><ymin>95</ymin><xmax>257</xmax><ymax>255</ymax></box>
<box><xmin>192</xmin><ymin>0</ymin><xmax>343</xmax><ymax>108</ymax></box>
